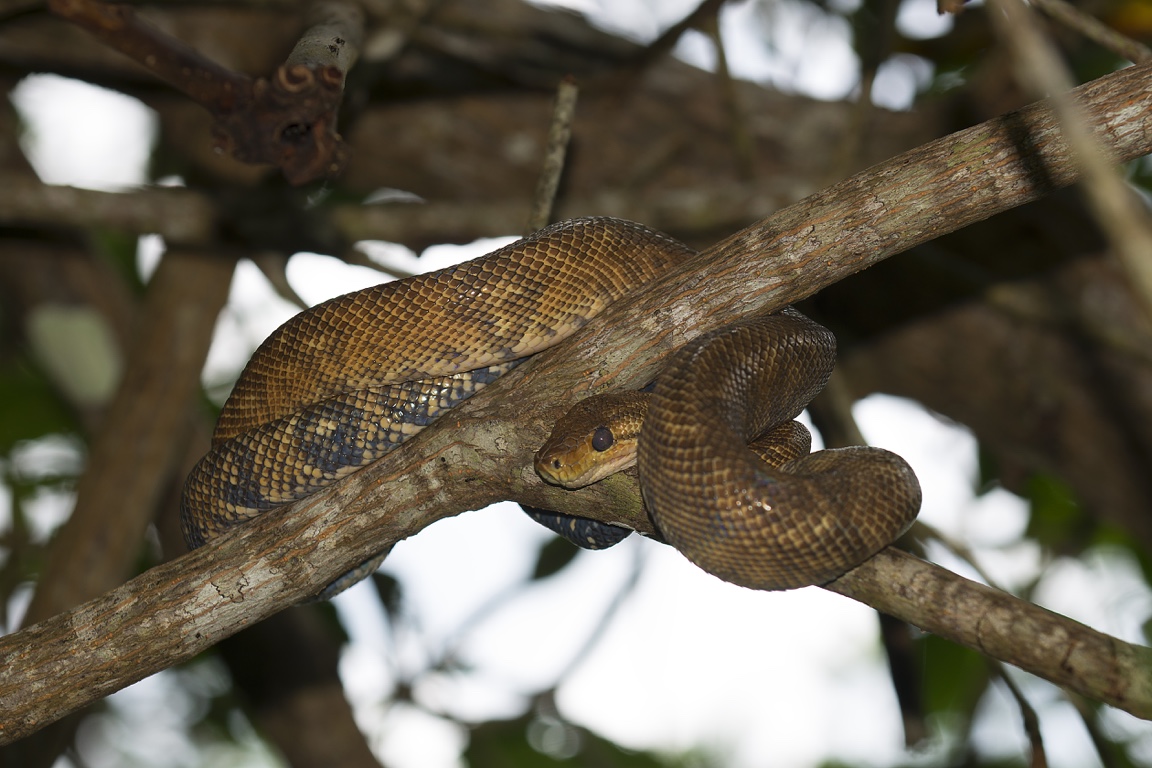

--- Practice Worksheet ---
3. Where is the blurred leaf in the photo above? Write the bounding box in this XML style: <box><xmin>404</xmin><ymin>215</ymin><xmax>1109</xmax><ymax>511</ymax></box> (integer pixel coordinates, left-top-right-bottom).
<box><xmin>531</xmin><ymin>536</ymin><xmax>581</xmax><ymax>581</ymax></box>
<box><xmin>920</xmin><ymin>633</ymin><xmax>989</xmax><ymax>720</ymax></box>
<box><xmin>975</xmin><ymin>441</ymin><xmax>1001</xmax><ymax>496</ymax></box>
<box><xmin>90</xmin><ymin>227</ymin><xmax>146</xmax><ymax>294</ymax></box>
<box><xmin>371</xmin><ymin>570</ymin><xmax>404</xmax><ymax>621</ymax></box>
<box><xmin>1025</xmin><ymin>473</ymin><xmax>1089</xmax><ymax>554</ymax></box>
<box><xmin>467</xmin><ymin>717</ymin><xmax>550</xmax><ymax>767</ymax></box>
<box><xmin>466</xmin><ymin>713</ymin><xmax>684</xmax><ymax>767</ymax></box>
<box><xmin>0</xmin><ymin>358</ymin><xmax>77</xmax><ymax>454</ymax></box>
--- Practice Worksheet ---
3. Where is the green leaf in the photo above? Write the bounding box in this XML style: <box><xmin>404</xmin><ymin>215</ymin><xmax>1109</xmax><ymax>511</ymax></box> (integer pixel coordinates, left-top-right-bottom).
<box><xmin>466</xmin><ymin>713</ymin><xmax>688</xmax><ymax>768</ymax></box>
<box><xmin>1024</xmin><ymin>472</ymin><xmax>1087</xmax><ymax>552</ymax></box>
<box><xmin>531</xmin><ymin>537</ymin><xmax>581</xmax><ymax>581</ymax></box>
<box><xmin>974</xmin><ymin>441</ymin><xmax>1001</xmax><ymax>496</ymax></box>
<box><xmin>919</xmin><ymin>633</ymin><xmax>989</xmax><ymax>722</ymax></box>
<box><xmin>0</xmin><ymin>358</ymin><xmax>77</xmax><ymax>454</ymax></box>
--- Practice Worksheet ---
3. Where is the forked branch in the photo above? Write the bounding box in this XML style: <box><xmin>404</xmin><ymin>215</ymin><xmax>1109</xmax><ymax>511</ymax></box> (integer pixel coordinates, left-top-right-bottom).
<box><xmin>47</xmin><ymin>0</ymin><xmax>363</xmax><ymax>184</ymax></box>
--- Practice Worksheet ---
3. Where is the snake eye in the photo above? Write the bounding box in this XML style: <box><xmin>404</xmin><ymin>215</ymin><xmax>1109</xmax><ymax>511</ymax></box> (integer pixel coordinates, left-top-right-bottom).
<box><xmin>591</xmin><ymin>426</ymin><xmax>614</xmax><ymax>452</ymax></box>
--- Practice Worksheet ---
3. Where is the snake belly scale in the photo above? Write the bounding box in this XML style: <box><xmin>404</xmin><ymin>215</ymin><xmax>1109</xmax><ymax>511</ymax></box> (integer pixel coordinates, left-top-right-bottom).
<box><xmin>180</xmin><ymin>218</ymin><xmax>694</xmax><ymax>561</ymax></box>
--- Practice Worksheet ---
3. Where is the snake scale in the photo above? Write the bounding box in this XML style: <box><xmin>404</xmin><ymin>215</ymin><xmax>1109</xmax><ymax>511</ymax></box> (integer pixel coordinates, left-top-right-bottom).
<box><xmin>536</xmin><ymin>310</ymin><xmax>921</xmax><ymax>590</ymax></box>
<box><xmin>181</xmin><ymin>217</ymin><xmax>921</xmax><ymax>596</ymax></box>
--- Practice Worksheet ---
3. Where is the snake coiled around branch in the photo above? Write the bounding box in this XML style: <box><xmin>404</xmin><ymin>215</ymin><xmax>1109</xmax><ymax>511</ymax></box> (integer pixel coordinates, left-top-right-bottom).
<box><xmin>181</xmin><ymin>216</ymin><xmax>920</xmax><ymax>596</ymax></box>
<box><xmin>536</xmin><ymin>310</ymin><xmax>921</xmax><ymax>590</ymax></box>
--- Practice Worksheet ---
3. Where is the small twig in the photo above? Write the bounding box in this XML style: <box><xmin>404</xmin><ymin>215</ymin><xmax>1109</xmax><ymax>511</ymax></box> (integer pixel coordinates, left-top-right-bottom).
<box><xmin>1066</xmin><ymin>691</ymin><xmax>1124</xmax><ymax>768</ymax></box>
<box><xmin>525</xmin><ymin>76</ymin><xmax>579</xmax><ymax>233</ymax></box>
<box><xmin>878</xmin><ymin>612</ymin><xmax>928</xmax><ymax>746</ymax></box>
<box><xmin>1030</xmin><ymin>0</ymin><xmax>1152</xmax><ymax>64</ymax></box>
<box><xmin>634</xmin><ymin>0</ymin><xmax>727</xmax><ymax>71</ymax></box>
<box><xmin>342</xmin><ymin>245</ymin><xmax>419</xmax><ymax>280</ymax></box>
<box><xmin>552</xmin><ymin>545</ymin><xmax>645</xmax><ymax>684</ymax></box>
<box><xmin>832</xmin><ymin>69</ymin><xmax>879</xmax><ymax>181</ymax></box>
<box><xmin>700</xmin><ymin>12</ymin><xmax>756</xmax><ymax>181</ymax></box>
<box><xmin>0</xmin><ymin>177</ymin><xmax>216</xmax><ymax>245</ymax></box>
<box><xmin>990</xmin><ymin>662</ymin><xmax>1049</xmax><ymax>768</ymax></box>
<box><xmin>910</xmin><ymin>520</ymin><xmax>1004</xmax><ymax>587</ymax></box>
<box><xmin>915</xmin><ymin>517</ymin><xmax>1113</xmax><ymax>768</ymax></box>
<box><xmin>285</xmin><ymin>0</ymin><xmax>363</xmax><ymax>74</ymax></box>
<box><xmin>249</xmin><ymin>252</ymin><xmax>309</xmax><ymax>310</ymax></box>
<box><xmin>988</xmin><ymin>0</ymin><xmax>1152</xmax><ymax>325</ymax></box>
<box><xmin>833</xmin><ymin>0</ymin><xmax>899</xmax><ymax>181</ymax></box>
<box><xmin>47</xmin><ymin>0</ymin><xmax>250</xmax><ymax>112</ymax></box>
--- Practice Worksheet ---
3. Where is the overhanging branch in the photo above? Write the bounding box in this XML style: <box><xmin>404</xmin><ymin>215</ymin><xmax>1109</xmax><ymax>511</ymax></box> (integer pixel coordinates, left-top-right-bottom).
<box><xmin>3</xmin><ymin>61</ymin><xmax>1152</xmax><ymax>742</ymax></box>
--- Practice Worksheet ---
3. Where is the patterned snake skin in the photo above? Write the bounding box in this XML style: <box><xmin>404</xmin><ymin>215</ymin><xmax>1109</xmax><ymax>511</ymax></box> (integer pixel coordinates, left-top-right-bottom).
<box><xmin>179</xmin><ymin>219</ymin><xmax>693</xmax><ymax>587</ymax></box>
<box><xmin>181</xmin><ymin>217</ymin><xmax>920</xmax><ymax>595</ymax></box>
<box><xmin>536</xmin><ymin>310</ymin><xmax>921</xmax><ymax>590</ymax></box>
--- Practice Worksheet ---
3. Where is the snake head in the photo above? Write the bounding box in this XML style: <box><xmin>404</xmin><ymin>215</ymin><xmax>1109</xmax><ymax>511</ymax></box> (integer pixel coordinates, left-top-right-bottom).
<box><xmin>534</xmin><ymin>392</ymin><xmax>650</xmax><ymax>489</ymax></box>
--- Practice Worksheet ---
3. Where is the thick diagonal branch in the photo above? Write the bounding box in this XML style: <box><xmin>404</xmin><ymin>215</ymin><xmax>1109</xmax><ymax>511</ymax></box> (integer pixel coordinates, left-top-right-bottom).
<box><xmin>3</xmin><ymin>60</ymin><xmax>1152</xmax><ymax>742</ymax></box>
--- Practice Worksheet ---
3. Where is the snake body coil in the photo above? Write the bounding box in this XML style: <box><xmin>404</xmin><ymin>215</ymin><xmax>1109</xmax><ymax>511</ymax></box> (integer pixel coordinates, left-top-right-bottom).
<box><xmin>180</xmin><ymin>218</ymin><xmax>694</xmax><ymax>553</ymax></box>
<box><xmin>637</xmin><ymin>312</ymin><xmax>920</xmax><ymax>590</ymax></box>
<box><xmin>536</xmin><ymin>310</ymin><xmax>921</xmax><ymax>590</ymax></box>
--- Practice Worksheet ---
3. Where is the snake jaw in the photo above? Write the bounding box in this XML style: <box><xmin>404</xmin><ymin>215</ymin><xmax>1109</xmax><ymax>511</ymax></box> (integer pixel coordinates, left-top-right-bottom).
<box><xmin>535</xmin><ymin>391</ymin><xmax>650</xmax><ymax>488</ymax></box>
<box><xmin>534</xmin><ymin>437</ymin><xmax>638</xmax><ymax>489</ymax></box>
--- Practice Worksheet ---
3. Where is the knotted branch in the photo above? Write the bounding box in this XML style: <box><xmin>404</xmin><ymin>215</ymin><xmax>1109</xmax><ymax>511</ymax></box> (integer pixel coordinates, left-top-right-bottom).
<box><xmin>48</xmin><ymin>0</ymin><xmax>363</xmax><ymax>184</ymax></box>
<box><xmin>3</xmin><ymin>60</ymin><xmax>1152</xmax><ymax>743</ymax></box>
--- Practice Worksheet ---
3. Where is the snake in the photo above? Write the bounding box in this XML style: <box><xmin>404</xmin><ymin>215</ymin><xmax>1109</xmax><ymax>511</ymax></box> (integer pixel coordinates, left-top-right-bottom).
<box><xmin>180</xmin><ymin>217</ymin><xmax>694</xmax><ymax>596</ymax></box>
<box><xmin>180</xmin><ymin>216</ymin><xmax>920</xmax><ymax>597</ymax></box>
<box><xmin>536</xmin><ymin>309</ymin><xmax>922</xmax><ymax>590</ymax></box>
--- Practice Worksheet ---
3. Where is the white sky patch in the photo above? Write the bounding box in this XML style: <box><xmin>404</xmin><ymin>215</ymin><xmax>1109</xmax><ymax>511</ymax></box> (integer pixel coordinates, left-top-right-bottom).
<box><xmin>872</xmin><ymin>54</ymin><xmax>938</xmax><ymax>110</ymax></box>
<box><xmin>898</xmin><ymin>0</ymin><xmax>957</xmax><ymax>40</ymax></box>
<box><xmin>10</xmin><ymin>74</ymin><xmax>157</xmax><ymax>190</ymax></box>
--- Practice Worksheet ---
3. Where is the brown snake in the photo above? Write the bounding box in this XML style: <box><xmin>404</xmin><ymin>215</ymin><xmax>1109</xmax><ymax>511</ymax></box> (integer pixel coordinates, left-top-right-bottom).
<box><xmin>181</xmin><ymin>217</ymin><xmax>920</xmax><ymax>596</ymax></box>
<box><xmin>180</xmin><ymin>218</ymin><xmax>693</xmax><ymax>593</ymax></box>
<box><xmin>536</xmin><ymin>310</ymin><xmax>921</xmax><ymax>590</ymax></box>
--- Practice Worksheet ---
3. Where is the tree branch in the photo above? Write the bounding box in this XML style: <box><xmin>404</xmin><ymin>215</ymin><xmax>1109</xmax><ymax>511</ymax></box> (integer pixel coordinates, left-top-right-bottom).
<box><xmin>0</xmin><ymin>177</ymin><xmax>217</xmax><ymax>245</ymax></box>
<box><xmin>826</xmin><ymin>549</ymin><xmax>1152</xmax><ymax>719</ymax></box>
<box><xmin>4</xmin><ymin>60</ymin><xmax>1152</xmax><ymax>743</ymax></box>
<box><xmin>47</xmin><ymin>0</ymin><xmax>362</xmax><ymax>184</ymax></box>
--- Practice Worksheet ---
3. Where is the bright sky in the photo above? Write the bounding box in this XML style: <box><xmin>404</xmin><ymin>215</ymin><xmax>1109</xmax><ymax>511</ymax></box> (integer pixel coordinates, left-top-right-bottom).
<box><xmin>7</xmin><ymin>1</ymin><xmax>1152</xmax><ymax>767</ymax></box>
